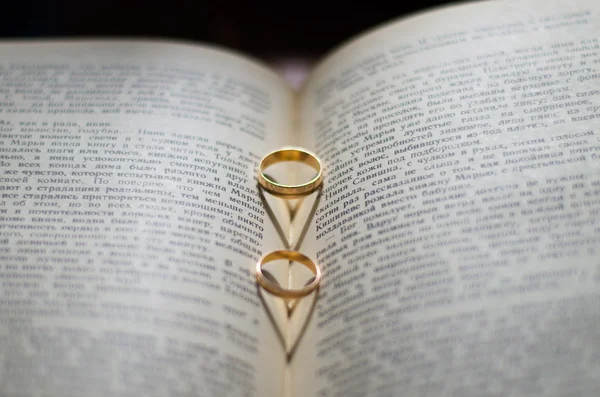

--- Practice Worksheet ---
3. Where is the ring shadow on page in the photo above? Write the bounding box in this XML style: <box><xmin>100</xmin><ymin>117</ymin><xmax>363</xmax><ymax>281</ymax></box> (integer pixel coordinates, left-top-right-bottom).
<box><xmin>257</xmin><ymin>279</ymin><xmax>320</xmax><ymax>364</ymax></box>
<box><xmin>256</xmin><ymin>177</ymin><xmax>323</xmax><ymax>362</ymax></box>
<box><xmin>258</xmin><ymin>180</ymin><xmax>323</xmax><ymax>314</ymax></box>
<box><xmin>257</xmin><ymin>177</ymin><xmax>323</xmax><ymax>251</ymax></box>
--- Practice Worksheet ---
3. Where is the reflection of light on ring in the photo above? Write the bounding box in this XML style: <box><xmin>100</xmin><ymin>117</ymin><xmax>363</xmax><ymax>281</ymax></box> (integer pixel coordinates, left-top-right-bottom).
<box><xmin>256</xmin><ymin>250</ymin><xmax>321</xmax><ymax>298</ymax></box>
<box><xmin>258</xmin><ymin>147</ymin><xmax>323</xmax><ymax>198</ymax></box>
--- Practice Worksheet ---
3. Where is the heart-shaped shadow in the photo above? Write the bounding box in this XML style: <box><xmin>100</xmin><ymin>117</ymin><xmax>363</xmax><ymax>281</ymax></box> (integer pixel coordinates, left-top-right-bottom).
<box><xmin>257</xmin><ymin>181</ymin><xmax>322</xmax><ymax>251</ymax></box>
<box><xmin>257</xmin><ymin>270</ymin><xmax>320</xmax><ymax>363</ymax></box>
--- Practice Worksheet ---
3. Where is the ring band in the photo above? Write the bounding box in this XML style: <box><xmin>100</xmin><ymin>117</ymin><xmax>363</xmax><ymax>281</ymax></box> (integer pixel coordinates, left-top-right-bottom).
<box><xmin>258</xmin><ymin>147</ymin><xmax>323</xmax><ymax>198</ymax></box>
<box><xmin>256</xmin><ymin>250</ymin><xmax>322</xmax><ymax>298</ymax></box>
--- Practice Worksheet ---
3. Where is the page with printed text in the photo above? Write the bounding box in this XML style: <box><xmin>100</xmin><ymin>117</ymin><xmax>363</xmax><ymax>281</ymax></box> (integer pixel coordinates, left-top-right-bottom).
<box><xmin>292</xmin><ymin>1</ymin><xmax>600</xmax><ymax>395</ymax></box>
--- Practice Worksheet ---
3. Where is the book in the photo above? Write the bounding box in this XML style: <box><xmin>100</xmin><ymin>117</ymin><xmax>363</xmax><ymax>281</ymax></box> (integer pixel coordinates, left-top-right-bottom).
<box><xmin>1</xmin><ymin>0</ymin><xmax>600</xmax><ymax>395</ymax></box>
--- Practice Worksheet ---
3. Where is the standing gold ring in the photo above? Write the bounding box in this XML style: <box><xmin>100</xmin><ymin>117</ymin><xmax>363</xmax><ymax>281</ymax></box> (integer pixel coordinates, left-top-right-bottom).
<box><xmin>258</xmin><ymin>147</ymin><xmax>323</xmax><ymax>198</ymax></box>
<box><xmin>256</xmin><ymin>250</ymin><xmax>321</xmax><ymax>298</ymax></box>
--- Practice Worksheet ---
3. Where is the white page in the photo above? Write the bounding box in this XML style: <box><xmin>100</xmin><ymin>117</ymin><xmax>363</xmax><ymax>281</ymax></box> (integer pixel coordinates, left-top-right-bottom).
<box><xmin>293</xmin><ymin>1</ymin><xmax>600</xmax><ymax>396</ymax></box>
<box><xmin>0</xmin><ymin>40</ymin><xmax>293</xmax><ymax>397</ymax></box>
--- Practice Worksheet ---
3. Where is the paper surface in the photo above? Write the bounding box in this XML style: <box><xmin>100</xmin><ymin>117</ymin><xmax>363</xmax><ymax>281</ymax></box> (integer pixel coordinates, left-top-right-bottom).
<box><xmin>294</xmin><ymin>1</ymin><xmax>600</xmax><ymax>395</ymax></box>
<box><xmin>0</xmin><ymin>40</ymin><xmax>294</xmax><ymax>397</ymax></box>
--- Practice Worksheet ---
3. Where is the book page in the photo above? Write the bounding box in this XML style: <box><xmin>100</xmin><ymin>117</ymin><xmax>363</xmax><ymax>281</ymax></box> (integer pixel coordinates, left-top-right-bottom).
<box><xmin>292</xmin><ymin>1</ymin><xmax>600</xmax><ymax>396</ymax></box>
<box><xmin>0</xmin><ymin>41</ymin><xmax>293</xmax><ymax>397</ymax></box>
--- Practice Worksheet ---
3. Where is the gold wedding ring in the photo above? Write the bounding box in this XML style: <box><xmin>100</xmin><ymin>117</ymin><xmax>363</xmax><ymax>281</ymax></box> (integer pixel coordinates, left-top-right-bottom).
<box><xmin>256</xmin><ymin>250</ymin><xmax>321</xmax><ymax>299</ymax></box>
<box><xmin>258</xmin><ymin>147</ymin><xmax>323</xmax><ymax>198</ymax></box>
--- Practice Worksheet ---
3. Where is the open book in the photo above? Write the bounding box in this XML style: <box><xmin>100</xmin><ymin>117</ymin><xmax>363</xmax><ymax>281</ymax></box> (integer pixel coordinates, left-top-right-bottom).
<box><xmin>2</xmin><ymin>0</ymin><xmax>600</xmax><ymax>395</ymax></box>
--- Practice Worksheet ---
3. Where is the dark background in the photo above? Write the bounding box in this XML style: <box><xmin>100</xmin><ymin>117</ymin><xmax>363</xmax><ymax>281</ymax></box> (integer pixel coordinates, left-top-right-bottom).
<box><xmin>1</xmin><ymin>0</ymin><xmax>458</xmax><ymax>62</ymax></box>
